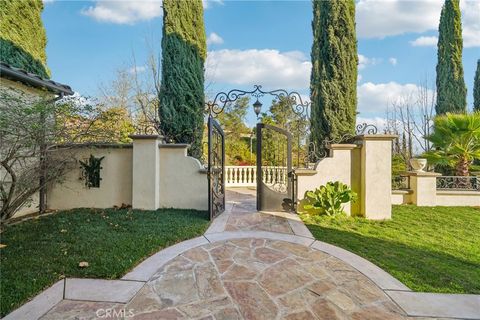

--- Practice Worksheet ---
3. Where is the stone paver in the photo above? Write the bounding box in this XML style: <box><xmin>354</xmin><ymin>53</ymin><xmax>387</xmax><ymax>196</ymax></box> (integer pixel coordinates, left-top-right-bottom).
<box><xmin>119</xmin><ymin>239</ymin><xmax>407</xmax><ymax>320</ymax></box>
<box><xmin>224</xmin><ymin>189</ymin><xmax>294</xmax><ymax>234</ymax></box>
<box><xmin>40</xmin><ymin>300</ymin><xmax>126</xmax><ymax>320</ymax></box>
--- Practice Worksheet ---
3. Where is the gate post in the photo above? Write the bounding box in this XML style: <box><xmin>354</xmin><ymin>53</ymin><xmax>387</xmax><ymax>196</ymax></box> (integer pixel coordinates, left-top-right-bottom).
<box><xmin>131</xmin><ymin>135</ymin><xmax>161</xmax><ymax>210</ymax></box>
<box><xmin>356</xmin><ymin>134</ymin><xmax>397</xmax><ymax>219</ymax></box>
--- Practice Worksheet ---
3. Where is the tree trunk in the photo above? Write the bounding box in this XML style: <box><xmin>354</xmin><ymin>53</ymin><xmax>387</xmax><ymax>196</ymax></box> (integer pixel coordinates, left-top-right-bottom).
<box><xmin>455</xmin><ymin>156</ymin><xmax>469</xmax><ymax>176</ymax></box>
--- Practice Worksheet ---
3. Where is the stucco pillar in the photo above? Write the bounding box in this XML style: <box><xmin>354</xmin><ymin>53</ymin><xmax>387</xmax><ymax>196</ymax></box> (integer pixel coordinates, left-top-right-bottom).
<box><xmin>357</xmin><ymin>135</ymin><xmax>397</xmax><ymax>220</ymax></box>
<box><xmin>402</xmin><ymin>171</ymin><xmax>441</xmax><ymax>206</ymax></box>
<box><xmin>130</xmin><ymin>135</ymin><xmax>161</xmax><ymax>210</ymax></box>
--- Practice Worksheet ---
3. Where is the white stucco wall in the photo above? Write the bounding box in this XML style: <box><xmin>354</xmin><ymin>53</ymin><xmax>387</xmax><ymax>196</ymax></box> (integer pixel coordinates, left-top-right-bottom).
<box><xmin>47</xmin><ymin>147</ymin><xmax>133</xmax><ymax>210</ymax></box>
<box><xmin>296</xmin><ymin>145</ymin><xmax>356</xmax><ymax>215</ymax></box>
<box><xmin>158</xmin><ymin>145</ymin><xmax>208</xmax><ymax>210</ymax></box>
<box><xmin>435</xmin><ymin>191</ymin><xmax>480</xmax><ymax>206</ymax></box>
<box><xmin>391</xmin><ymin>190</ymin><xmax>413</xmax><ymax>205</ymax></box>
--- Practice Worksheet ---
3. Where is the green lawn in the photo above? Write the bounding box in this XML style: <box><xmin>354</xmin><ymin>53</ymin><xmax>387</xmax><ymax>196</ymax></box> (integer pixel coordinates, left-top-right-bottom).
<box><xmin>0</xmin><ymin>208</ymin><xmax>210</xmax><ymax>317</ymax></box>
<box><xmin>301</xmin><ymin>205</ymin><xmax>480</xmax><ymax>294</ymax></box>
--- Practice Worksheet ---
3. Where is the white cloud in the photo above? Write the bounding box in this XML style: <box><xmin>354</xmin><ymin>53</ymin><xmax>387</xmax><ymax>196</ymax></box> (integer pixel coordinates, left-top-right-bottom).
<box><xmin>357</xmin><ymin>81</ymin><xmax>427</xmax><ymax>114</ymax></box>
<box><xmin>461</xmin><ymin>0</ymin><xmax>480</xmax><ymax>48</ymax></box>
<box><xmin>358</xmin><ymin>54</ymin><xmax>380</xmax><ymax>69</ymax></box>
<box><xmin>128</xmin><ymin>65</ymin><xmax>146</xmax><ymax>74</ymax></box>
<box><xmin>357</xmin><ymin>0</ymin><xmax>479</xmax><ymax>47</ymax></box>
<box><xmin>389</xmin><ymin>57</ymin><xmax>398</xmax><ymax>66</ymax></box>
<box><xmin>207</xmin><ymin>32</ymin><xmax>224</xmax><ymax>45</ymax></box>
<box><xmin>81</xmin><ymin>0</ymin><xmax>163</xmax><ymax>24</ymax></box>
<box><xmin>410</xmin><ymin>36</ymin><xmax>438</xmax><ymax>47</ymax></box>
<box><xmin>203</xmin><ymin>0</ymin><xmax>223</xmax><ymax>9</ymax></box>
<box><xmin>356</xmin><ymin>0</ymin><xmax>443</xmax><ymax>38</ymax></box>
<box><xmin>206</xmin><ymin>49</ymin><xmax>311</xmax><ymax>89</ymax></box>
<box><xmin>82</xmin><ymin>0</ymin><xmax>223</xmax><ymax>24</ymax></box>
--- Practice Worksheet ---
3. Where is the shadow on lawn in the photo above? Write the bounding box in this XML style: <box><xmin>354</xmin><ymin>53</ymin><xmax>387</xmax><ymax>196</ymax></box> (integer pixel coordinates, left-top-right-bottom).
<box><xmin>305</xmin><ymin>223</ymin><xmax>480</xmax><ymax>294</ymax></box>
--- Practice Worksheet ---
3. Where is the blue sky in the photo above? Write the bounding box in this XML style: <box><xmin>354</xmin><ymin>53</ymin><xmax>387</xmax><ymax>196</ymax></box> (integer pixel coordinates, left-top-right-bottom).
<box><xmin>42</xmin><ymin>0</ymin><xmax>479</xmax><ymax>125</ymax></box>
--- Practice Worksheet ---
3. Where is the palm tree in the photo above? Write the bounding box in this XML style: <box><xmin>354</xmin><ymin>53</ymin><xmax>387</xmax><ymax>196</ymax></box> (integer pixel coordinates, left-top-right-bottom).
<box><xmin>424</xmin><ymin>112</ymin><xmax>480</xmax><ymax>176</ymax></box>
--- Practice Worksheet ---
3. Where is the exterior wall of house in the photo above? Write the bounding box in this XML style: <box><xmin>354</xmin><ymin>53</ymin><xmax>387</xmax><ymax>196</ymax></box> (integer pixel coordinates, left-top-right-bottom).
<box><xmin>1</xmin><ymin>78</ymin><xmax>54</xmax><ymax>219</ymax></box>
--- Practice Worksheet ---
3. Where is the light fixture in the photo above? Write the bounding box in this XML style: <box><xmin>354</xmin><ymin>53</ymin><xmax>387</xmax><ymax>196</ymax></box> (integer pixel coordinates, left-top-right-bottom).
<box><xmin>253</xmin><ymin>99</ymin><xmax>262</xmax><ymax>118</ymax></box>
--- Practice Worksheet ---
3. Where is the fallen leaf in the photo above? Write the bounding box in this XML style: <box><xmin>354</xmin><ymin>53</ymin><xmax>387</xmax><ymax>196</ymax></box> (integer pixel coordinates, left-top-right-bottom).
<box><xmin>79</xmin><ymin>261</ymin><xmax>89</xmax><ymax>268</ymax></box>
<box><xmin>60</xmin><ymin>229</ymin><xmax>67</xmax><ymax>233</ymax></box>
<box><xmin>0</xmin><ymin>244</ymin><xmax>6</xmax><ymax>249</ymax></box>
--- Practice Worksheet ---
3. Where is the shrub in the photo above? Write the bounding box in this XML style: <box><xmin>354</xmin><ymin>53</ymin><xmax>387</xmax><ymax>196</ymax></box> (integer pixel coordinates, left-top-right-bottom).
<box><xmin>298</xmin><ymin>181</ymin><xmax>357</xmax><ymax>216</ymax></box>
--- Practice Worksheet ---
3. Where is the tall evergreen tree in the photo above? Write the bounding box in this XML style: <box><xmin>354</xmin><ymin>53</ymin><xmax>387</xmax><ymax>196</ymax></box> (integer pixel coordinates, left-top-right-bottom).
<box><xmin>436</xmin><ymin>0</ymin><xmax>466</xmax><ymax>114</ymax></box>
<box><xmin>310</xmin><ymin>0</ymin><xmax>357</xmax><ymax>147</ymax></box>
<box><xmin>0</xmin><ymin>0</ymin><xmax>49</xmax><ymax>77</ymax></box>
<box><xmin>159</xmin><ymin>0</ymin><xmax>206</xmax><ymax>159</ymax></box>
<box><xmin>474</xmin><ymin>59</ymin><xmax>480</xmax><ymax>111</ymax></box>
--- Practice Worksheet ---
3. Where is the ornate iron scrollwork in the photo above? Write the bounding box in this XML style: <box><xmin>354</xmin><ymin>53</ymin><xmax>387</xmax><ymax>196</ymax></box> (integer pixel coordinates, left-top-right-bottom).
<box><xmin>207</xmin><ymin>117</ymin><xmax>225</xmax><ymax>219</ymax></box>
<box><xmin>206</xmin><ymin>85</ymin><xmax>310</xmax><ymax>118</ymax></box>
<box><xmin>79</xmin><ymin>155</ymin><xmax>104</xmax><ymax>188</ymax></box>
<box><xmin>436</xmin><ymin>176</ymin><xmax>479</xmax><ymax>191</ymax></box>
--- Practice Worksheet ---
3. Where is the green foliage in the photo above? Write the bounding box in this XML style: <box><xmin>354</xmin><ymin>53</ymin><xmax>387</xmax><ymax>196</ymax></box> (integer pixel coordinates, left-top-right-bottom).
<box><xmin>0</xmin><ymin>0</ymin><xmax>49</xmax><ymax>77</ymax></box>
<box><xmin>301</xmin><ymin>205</ymin><xmax>480</xmax><ymax>293</ymax></box>
<box><xmin>392</xmin><ymin>154</ymin><xmax>407</xmax><ymax>176</ymax></box>
<box><xmin>299</xmin><ymin>181</ymin><xmax>357</xmax><ymax>216</ymax></box>
<box><xmin>217</xmin><ymin>97</ymin><xmax>254</xmax><ymax>165</ymax></box>
<box><xmin>0</xmin><ymin>207</ymin><xmax>209</xmax><ymax>316</ymax></box>
<box><xmin>261</xmin><ymin>97</ymin><xmax>309</xmax><ymax>167</ymax></box>
<box><xmin>310</xmin><ymin>0</ymin><xmax>357</xmax><ymax>145</ymax></box>
<box><xmin>436</xmin><ymin>0</ymin><xmax>466</xmax><ymax>114</ymax></box>
<box><xmin>159</xmin><ymin>0</ymin><xmax>206</xmax><ymax>159</ymax></box>
<box><xmin>474</xmin><ymin>60</ymin><xmax>480</xmax><ymax>112</ymax></box>
<box><xmin>423</xmin><ymin>112</ymin><xmax>480</xmax><ymax>176</ymax></box>
<box><xmin>60</xmin><ymin>106</ymin><xmax>136</xmax><ymax>144</ymax></box>
<box><xmin>392</xmin><ymin>154</ymin><xmax>407</xmax><ymax>188</ymax></box>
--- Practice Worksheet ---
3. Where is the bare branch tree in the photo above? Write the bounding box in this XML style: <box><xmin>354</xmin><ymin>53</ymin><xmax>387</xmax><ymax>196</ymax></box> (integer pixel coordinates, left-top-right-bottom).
<box><xmin>0</xmin><ymin>91</ymin><xmax>107</xmax><ymax>221</ymax></box>
<box><xmin>385</xmin><ymin>77</ymin><xmax>436</xmax><ymax>167</ymax></box>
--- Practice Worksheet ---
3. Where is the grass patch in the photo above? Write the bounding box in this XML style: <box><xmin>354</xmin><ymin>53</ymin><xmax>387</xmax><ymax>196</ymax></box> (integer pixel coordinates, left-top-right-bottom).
<box><xmin>0</xmin><ymin>208</ymin><xmax>209</xmax><ymax>316</ymax></box>
<box><xmin>301</xmin><ymin>205</ymin><xmax>480</xmax><ymax>294</ymax></box>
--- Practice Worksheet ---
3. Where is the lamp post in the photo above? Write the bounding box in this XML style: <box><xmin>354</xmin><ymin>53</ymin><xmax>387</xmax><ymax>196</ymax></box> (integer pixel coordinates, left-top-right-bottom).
<box><xmin>252</xmin><ymin>99</ymin><xmax>262</xmax><ymax>162</ymax></box>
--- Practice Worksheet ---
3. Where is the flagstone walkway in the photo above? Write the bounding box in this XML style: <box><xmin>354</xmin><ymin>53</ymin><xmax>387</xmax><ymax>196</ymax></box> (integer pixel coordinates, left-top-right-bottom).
<box><xmin>12</xmin><ymin>188</ymin><xmax>477</xmax><ymax>320</ymax></box>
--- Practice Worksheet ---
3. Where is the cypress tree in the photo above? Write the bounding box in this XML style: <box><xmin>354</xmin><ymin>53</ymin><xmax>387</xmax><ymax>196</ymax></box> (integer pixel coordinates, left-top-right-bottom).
<box><xmin>435</xmin><ymin>0</ymin><xmax>466</xmax><ymax>114</ymax></box>
<box><xmin>0</xmin><ymin>0</ymin><xmax>49</xmax><ymax>77</ymax></box>
<box><xmin>159</xmin><ymin>0</ymin><xmax>206</xmax><ymax>159</ymax></box>
<box><xmin>474</xmin><ymin>60</ymin><xmax>480</xmax><ymax>111</ymax></box>
<box><xmin>310</xmin><ymin>0</ymin><xmax>357</xmax><ymax>147</ymax></box>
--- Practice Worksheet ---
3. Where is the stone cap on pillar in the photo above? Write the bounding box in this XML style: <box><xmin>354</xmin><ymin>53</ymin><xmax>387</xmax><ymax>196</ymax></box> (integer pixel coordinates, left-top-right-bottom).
<box><xmin>158</xmin><ymin>143</ymin><xmax>190</xmax><ymax>149</ymax></box>
<box><xmin>328</xmin><ymin>144</ymin><xmax>357</xmax><ymax>150</ymax></box>
<box><xmin>129</xmin><ymin>134</ymin><xmax>164</xmax><ymax>140</ymax></box>
<box><xmin>400</xmin><ymin>171</ymin><xmax>442</xmax><ymax>177</ymax></box>
<box><xmin>355</xmin><ymin>134</ymin><xmax>398</xmax><ymax>141</ymax></box>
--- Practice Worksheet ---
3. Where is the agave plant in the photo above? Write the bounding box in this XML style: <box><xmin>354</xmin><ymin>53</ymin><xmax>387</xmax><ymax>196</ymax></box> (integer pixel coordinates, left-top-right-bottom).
<box><xmin>423</xmin><ymin>112</ymin><xmax>480</xmax><ymax>176</ymax></box>
<box><xmin>299</xmin><ymin>181</ymin><xmax>357</xmax><ymax>216</ymax></box>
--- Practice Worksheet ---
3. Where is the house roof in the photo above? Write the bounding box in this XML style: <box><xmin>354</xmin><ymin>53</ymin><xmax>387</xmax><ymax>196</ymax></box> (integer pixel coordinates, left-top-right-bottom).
<box><xmin>0</xmin><ymin>62</ymin><xmax>74</xmax><ymax>95</ymax></box>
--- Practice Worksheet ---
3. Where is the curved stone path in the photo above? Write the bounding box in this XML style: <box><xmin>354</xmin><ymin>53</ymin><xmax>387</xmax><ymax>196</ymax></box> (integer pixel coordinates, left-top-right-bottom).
<box><xmin>123</xmin><ymin>238</ymin><xmax>406</xmax><ymax>320</ymax></box>
<box><xmin>9</xmin><ymin>188</ymin><xmax>479</xmax><ymax>320</ymax></box>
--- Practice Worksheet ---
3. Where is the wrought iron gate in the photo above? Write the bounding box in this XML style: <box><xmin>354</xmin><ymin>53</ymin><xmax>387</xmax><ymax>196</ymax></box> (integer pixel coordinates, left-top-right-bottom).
<box><xmin>256</xmin><ymin>123</ymin><xmax>294</xmax><ymax>212</ymax></box>
<box><xmin>207</xmin><ymin>116</ymin><xmax>225</xmax><ymax>220</ymax></box>
<box><xmin>205</xmin><ymin>85</ymin><xmax>378</xmax><ymax>218</ymax></box>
